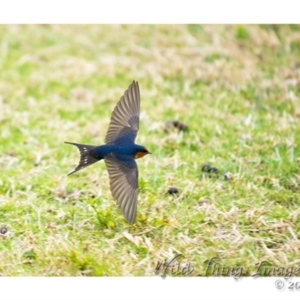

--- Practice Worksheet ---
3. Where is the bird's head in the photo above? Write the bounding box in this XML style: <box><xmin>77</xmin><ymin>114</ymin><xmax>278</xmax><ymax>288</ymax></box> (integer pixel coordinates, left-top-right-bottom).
<box><xmin>135</xmin><ymin>147</ymin><xmax>151</xmax><ymax>159</ymax></box>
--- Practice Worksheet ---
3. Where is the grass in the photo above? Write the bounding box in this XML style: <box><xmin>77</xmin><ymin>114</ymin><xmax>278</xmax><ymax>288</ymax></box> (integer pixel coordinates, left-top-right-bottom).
<box><xmin>0</xmin><ymin>24</ymin><xmax>300</xmax><ymax>276</ymax></box>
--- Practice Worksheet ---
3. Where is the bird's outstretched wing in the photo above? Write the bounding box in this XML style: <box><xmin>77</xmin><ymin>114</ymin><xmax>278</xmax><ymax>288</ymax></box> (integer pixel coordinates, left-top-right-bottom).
<box><xmin>104</xmin><ymin>153</ymin><xmax>138</xmax><ymax>224</ymax></box>
<box><xmin>105</xmin><ymin>81</ymin><xmax>140</xmax><ymax>145</ymax></box>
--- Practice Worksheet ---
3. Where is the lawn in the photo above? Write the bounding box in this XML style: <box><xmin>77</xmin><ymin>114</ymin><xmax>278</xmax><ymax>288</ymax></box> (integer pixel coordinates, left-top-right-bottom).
<box><xmin>0</xmin><ymin>24</ymin><xmax>300</xmax><ymax>276</ymax></box>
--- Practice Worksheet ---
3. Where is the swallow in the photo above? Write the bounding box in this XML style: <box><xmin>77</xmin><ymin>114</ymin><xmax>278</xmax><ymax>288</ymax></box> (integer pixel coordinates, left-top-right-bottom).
<box><xmin>65</xmin><ymin>81</ymin><xmax>150</xmax><ymax>224</ymax></box>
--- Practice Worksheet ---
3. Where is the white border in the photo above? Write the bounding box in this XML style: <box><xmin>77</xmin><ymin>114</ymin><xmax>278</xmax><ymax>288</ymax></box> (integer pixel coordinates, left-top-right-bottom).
<box><xmin>0</xmin><ymin>0</ymin><xmax>299</xmax><ymax>23</ymax></box>
<box><xmin>1</xmin><ymin>277</ymin><xmax>300</xmax><ymax>300</ymax></box>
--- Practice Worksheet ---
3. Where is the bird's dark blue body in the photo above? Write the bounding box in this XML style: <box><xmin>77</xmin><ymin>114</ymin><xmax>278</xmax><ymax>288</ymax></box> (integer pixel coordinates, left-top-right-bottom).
<box><xmin>89</xmin><ymin>144</ymin><xmax>147</xmax><ymax>160</ymax></box>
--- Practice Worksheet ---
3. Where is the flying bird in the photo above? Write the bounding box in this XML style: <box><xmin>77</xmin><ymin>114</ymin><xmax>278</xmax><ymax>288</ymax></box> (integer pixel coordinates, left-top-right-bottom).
<box><xmin>65</xmin><ymin>81</ymin><xmax>150</xmax><ymax>224</ymax></box>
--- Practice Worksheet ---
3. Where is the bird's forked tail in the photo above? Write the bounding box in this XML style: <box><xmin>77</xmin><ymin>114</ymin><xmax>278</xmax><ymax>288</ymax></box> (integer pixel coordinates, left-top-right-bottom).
<box><xmin>65</xmin><ymin>142</ymin><xmax>99</xmax><ymax>175</ymax></box>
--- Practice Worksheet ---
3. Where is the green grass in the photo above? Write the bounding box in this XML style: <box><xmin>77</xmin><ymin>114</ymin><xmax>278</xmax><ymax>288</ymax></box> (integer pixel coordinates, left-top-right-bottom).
<box><xmin>0</xmin><ymin>24</ymin><xmax>300</xmax><ymax>276</ymax></box>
